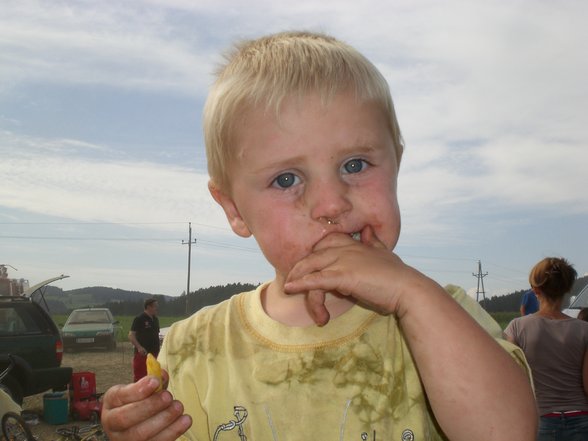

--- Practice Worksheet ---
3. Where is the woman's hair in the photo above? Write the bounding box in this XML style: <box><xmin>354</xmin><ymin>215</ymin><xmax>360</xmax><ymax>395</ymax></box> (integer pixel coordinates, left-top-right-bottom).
<box><xmin>204</xmin><ymin>31</ymin><xmax>404</xmax><ymax>192</ymax></box>
<box><xmin>528</xmin><ymin>257</ymin><xmax>577</xmax><ymax>301</ymax></box>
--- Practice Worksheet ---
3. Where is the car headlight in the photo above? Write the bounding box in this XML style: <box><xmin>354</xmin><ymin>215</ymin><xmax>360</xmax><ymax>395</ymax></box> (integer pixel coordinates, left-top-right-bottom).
<box><xmin>96</xmin><ymin>330</ymin><xmax>113</xmax><ymax>336</ymax></box>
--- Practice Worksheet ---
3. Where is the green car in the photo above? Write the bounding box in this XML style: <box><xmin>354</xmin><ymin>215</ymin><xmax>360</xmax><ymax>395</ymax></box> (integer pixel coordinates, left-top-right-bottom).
<box><xmin>61</xmin><ymin>308</ymin><xmax>121</xmax><ymax>352</ymax></box>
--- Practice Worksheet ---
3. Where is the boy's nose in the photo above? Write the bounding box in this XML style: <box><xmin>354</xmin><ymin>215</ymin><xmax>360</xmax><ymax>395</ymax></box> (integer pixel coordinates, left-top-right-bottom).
<box><xmin>308</xmin><ymin>177</ymin><xmax>352</xmax><ymax>223</ymax></box>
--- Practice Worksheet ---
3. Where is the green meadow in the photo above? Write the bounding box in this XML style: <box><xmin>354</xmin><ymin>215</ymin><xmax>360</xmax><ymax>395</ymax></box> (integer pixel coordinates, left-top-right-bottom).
<box><xmin>52</xmin><ymin>314</ymin><xmax>181</xmax><ymax>342</ymax></box>
<box><xmin>52</xmin><ymin>311</ymin><xmax>518</xmax><ymax>343</ymax></box>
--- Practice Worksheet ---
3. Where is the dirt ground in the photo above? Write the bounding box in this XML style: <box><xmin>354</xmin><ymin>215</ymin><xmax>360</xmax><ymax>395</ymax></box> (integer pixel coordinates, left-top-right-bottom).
<box><xmin>20</xmin><ymin>342</ymin><xmax>134</xmax><ymax>440</ymax></box>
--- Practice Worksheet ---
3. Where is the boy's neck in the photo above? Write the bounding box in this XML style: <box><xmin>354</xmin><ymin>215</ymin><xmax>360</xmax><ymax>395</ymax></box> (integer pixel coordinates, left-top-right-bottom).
<box><xmin>261</xmin><ymin>280</ymin><xmax>356</xmax><ymax>326</ymax></box>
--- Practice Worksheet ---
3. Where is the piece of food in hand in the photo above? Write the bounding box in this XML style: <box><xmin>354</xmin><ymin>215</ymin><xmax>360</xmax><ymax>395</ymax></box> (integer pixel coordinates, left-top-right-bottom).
<box><xmin>146</xmin><ymin>353</ymin><xmax>163</xmax><ymax>391</ymax></box>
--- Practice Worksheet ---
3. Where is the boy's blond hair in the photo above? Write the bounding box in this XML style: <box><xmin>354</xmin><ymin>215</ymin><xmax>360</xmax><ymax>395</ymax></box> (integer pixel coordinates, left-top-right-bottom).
<box><xmin>204</xmin><ymin>31</ymin><xmax>404</xmax><ymax>192</ymax></box>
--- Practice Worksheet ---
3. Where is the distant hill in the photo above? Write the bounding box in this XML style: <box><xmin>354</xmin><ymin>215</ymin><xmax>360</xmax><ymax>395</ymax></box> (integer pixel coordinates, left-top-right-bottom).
<box><xmin>35</xmin><ymin>285</ymin><xmax>169</xmax><ymax>314</ymax></box>
<box><xmin>32</xmin><ymin>275</ymin><xmax>588</xmax><ymax>316</ymax></box>
<box><xmin>35</xmin><ymin>282</ymin><xmax>259</xmax><ymax>316</ymax></box>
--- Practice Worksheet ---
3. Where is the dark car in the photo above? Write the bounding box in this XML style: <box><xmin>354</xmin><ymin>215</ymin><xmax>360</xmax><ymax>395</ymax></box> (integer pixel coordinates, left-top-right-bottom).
<box><xmin>0</xmin><ymin>294</ymin><xmax>72</xmax><ymax>405</ymax></box>
<box><xmin>61</xmin><ymin>308</ymin><xmax>121</xmax><ymax>351</ymax></box>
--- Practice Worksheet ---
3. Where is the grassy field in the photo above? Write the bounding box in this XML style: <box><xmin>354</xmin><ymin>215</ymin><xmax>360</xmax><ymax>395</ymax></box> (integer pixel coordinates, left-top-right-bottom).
<box><xmin>52</xmin><ymin>314</ymin><xmax>182</xmax><ymax>342</ymax></box>
<box><xmin>52</xmin><ymin>310</ymin><xmax>518</xmax><ymax>342</ymax></box>
<box><xmin>489</xmin><ymin>312</ymin><xmax>518</xmax><ymax>330</ymax></box>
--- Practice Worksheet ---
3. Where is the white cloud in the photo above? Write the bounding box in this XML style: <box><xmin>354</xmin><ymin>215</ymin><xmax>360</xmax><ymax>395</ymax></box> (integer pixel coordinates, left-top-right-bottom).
<box><xmin>0</xmin><ymin>1</ymin><xmax>216</xmax><ymax>96</ymax></box>
<box><xmin>0</xmin><ymin>132</ymin><xmax>223</xmax><ymax>228</ymax></box>
<box><xmin>1</xmin><ymin>0</ymin><xmax>586</xmax><ymax>295</ymax></box>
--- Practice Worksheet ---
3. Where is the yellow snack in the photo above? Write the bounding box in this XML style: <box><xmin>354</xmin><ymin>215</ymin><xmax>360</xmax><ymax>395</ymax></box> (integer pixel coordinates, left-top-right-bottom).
<box><xmin>146</xmin><ymin>353</ymin><xmax>163</xmax><ymax>391</ymax></box>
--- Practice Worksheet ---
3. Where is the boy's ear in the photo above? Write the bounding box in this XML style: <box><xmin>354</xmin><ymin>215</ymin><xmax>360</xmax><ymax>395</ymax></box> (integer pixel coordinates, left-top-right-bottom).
<box><xmin>208</xmin><ymin>181</ymin><xmax>252</xmax><ymax>238</ymax></box>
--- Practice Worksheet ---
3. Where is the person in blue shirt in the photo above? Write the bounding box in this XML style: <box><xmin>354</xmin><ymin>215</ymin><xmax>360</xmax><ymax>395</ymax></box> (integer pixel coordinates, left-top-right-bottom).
<box><xmin>520</xmin><ymin>289</ymin><xmax>539</xmax><ymax>316</ymax></box>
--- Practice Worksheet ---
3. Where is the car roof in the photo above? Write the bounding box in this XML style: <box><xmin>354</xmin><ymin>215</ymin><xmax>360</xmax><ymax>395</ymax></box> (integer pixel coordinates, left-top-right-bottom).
<box><xmin>71</xmin><ymin>307</ymin><xmax>111</xmax><ymax>311</ymax></box>
<box><xmin>0</xmin><ymin>295</ymin><xmax>31</xmax><ymax>302</ymax></box>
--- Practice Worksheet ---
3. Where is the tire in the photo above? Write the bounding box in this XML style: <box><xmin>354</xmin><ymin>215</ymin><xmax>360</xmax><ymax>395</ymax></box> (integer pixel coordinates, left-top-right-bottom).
<box><xmin>108</xmin><ymin>339</ymin><xmax>117</xmax><ymax>351</ymax></box>
<box><xmin>2</xmin><ymin>411</ymin><xmax>35</xmax><ymax>441</ymax></box>
<box><xmin>0</xmin><ymin>374</ymin><xmax>24</xmax><ymax>406</ymax></box>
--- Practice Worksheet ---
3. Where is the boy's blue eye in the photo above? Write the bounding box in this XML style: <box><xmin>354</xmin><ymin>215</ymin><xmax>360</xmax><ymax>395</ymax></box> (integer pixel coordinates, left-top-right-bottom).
<box><xmin>272</xmin><ymin>172</ymin><xmax>298</xmax><ymax>188</ymax></box>
<box><xmin>343</xmin><ymin>158</ymin><xmax>366</xmax><ymax>174</ymax></box>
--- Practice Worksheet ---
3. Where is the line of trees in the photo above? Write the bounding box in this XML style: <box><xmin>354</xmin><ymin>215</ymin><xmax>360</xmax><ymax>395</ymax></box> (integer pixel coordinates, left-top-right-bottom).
<box><xmin>38</xmin><ymin>276</ymin><xmax>588</xmax><ymax>316</ymax></box>
<box><xmin>481</xmin><ymin>276</ymin><xmax>587</xmax><ymax>312</ymax></box>
<box><xmin>97</xmin><ymin>282</ymin><xmax>259</xmax><ymax>317</ymax></box>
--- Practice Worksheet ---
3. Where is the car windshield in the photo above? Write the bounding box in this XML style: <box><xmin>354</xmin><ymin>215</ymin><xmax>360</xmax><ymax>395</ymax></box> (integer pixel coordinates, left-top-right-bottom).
<box><xmin>68</xmin><ymin>310</ymin><xmax>111</xmax><ymax>324</ymax></box>
<box><xmin>570</xmin><ymin>285</ymin><xmax>588</xmax><ymax>309</ymax></box>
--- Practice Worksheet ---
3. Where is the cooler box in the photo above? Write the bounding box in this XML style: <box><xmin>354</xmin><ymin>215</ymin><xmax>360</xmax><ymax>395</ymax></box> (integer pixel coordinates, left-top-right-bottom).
<box><xmin>43</xmin><ymin>392</ymin><xmax>69</xmax><ymax>425</ymax></box>
<box><xmin>70</xmin><ymin>371</ymin><xmax>97</xmax><ymax>401</ymax></box>
<box><xmin>70</xmin><ymin>371</ymin><xmax>102</xmax><ymax>421</ymax></box>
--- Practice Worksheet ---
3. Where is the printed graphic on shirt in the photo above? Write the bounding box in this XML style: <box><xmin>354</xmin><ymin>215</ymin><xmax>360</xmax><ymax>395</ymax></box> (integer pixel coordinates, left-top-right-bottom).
<box><xmin>401</xmin><ymin>429</ymin><xmax>415</xmax><ymax>441</ymax></box>
<box><xmin>212</xmin><ymin>404</ymin><xmax>423</xmax><ymax>441</ymax></box>
<box><xmin>213</xmin><ymin>406</ymin><xmax>248</xmax><ymax>441</ymax></box>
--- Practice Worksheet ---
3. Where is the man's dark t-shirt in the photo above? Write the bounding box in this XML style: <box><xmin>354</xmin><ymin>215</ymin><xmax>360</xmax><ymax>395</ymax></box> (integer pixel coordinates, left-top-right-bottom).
<box><xmin>131</xmin><ymin>312</ymin><xmax>160</xmax><ymax>355</ymax></box>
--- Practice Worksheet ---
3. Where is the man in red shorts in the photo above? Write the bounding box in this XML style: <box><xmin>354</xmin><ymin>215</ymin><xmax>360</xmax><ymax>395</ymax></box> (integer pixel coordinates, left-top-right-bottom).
<box><xmin>128</xmin><ymin>298</ymin><xmax>160</xmax><ymax>382</ymax></box>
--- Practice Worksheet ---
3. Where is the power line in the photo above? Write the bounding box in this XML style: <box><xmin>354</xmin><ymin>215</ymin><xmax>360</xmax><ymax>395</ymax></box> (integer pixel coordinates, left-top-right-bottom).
<box><xmin>0</xmin><ymin>235</ymin><xmax>179</xmax><ymax>241</ymax></box>
<box><xmin>0</xmin><ymin>221</ymin><xmax>187</xmax><ymax>225</ymax></box>
<box><xmin>0</xmin><ymin>220</ymin><xmax>233</xmax><ymax>231</ymax></box>
<box><xmin>400</xmin><ymin>254</ymin><xmax>477</xmax><ymax>262</ymax></box>
<box><xmin>0</xmin><ymin>234</ymin><xmax>260</xmax><ymax>253</ymax></box>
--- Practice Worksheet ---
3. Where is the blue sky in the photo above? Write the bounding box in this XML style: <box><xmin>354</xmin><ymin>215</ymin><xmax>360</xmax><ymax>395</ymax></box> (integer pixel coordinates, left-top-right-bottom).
<box><xmin>1</xmin><ymin>0</ymin><xmax>586</xmax><ymax>298</ymax></box>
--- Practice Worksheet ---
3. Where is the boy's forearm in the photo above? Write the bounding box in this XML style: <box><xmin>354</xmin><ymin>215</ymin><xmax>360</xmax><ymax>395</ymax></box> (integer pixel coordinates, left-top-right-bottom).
<box><xmin>397</xmin><ymin>271</ymin><xmax>537</xmax><ymax>441</ymax></box>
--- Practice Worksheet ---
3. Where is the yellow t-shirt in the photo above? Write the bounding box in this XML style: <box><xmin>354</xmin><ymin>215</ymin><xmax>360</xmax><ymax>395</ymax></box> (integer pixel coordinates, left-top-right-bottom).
<box><xmin>160</xmin><ymin>283</ymin><xmax>528</xmax><ymax>441</ymax></box>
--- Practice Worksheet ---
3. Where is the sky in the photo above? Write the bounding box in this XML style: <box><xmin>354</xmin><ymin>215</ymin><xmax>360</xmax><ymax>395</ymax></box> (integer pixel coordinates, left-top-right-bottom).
<box><xmin>1</xmin><ymin>0</ymin><xmax>587</xmax><ymax>299</ymax></box>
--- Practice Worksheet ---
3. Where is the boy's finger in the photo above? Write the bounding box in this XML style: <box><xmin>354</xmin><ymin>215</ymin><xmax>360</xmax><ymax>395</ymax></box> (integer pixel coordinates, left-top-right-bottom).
<box><xmin>104</xmin><ymin>389</ymin><xmax>177</xmax><ymax>432</ymax></box>
<box><xmin>103</xmin><ymin>376</ymin><xmax>160</xmax><ymax>409</ymax></box>
<box><xmin>286</xmin><ymin>249</ymin><xmax>338</xmax><ymax>284</ymax></box>
<box><xmin>148</xmin><ymin>415</ymin><xmax>193</xmax><ymax>441</ymax></box>
<box><xmin>306</xmin><ymin>289</ymin><xmax>330</xmax><ymax>326</ymax></box>
<box><xmin>113</xmin><ymin>399</ymin><xmax>191</xmax><ymax>441</ymax></box>
<box><xmin>285</xmin><ymin>269</ymin><xmax>347</xmax><ymax>297</ymax></box>
<box><xmin>138</xmin><ymin>402</ymin><xmax>193</xmax><ymax>441</ymax></box>
<box><xmin>312</xmin><ymin>232</ymin><xmax>356</xmax><ymax>251</ymax></box>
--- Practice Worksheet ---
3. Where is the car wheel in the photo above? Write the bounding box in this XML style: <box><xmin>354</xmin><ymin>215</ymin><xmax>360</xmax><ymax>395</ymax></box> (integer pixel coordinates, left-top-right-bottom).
<box><xmin>2</xmin><ymin>411</ymin><xmax>35</xmax><ymax>441</ymax></box>
<box><xmin>0</xmin><ymin>374</ymin><xmax>24</xmax><ymax>406</ymax></box>
<box><xmin>109</xmin><ymin>339</ymin><xmax>117</xmax><ymax>351</ymax></box>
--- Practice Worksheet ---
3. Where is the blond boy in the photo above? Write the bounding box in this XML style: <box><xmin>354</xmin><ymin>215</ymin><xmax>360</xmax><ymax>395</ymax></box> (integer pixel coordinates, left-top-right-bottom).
<box><xmin>102</xmin><ymin>31</ymin><xmax>537</xmax><ymax>441</ymax></box>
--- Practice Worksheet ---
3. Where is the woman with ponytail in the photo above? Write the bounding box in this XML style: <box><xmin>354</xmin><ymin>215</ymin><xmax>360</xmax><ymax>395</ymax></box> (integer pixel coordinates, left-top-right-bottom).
<box><xmin>505</xmin><ymin>257</ymin><xmax>588</xmax><ymax>440</ymax></box>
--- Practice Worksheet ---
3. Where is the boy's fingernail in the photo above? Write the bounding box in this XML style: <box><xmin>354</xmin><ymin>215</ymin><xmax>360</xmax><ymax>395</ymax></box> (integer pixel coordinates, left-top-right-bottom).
<box><xmin>180</xmin><ymin>415</ymin><xmax>192</xmax><ymax>429</ymax></box>
<box><xmin>148</xmin><ymin>377</ymin><xmax>159</xmax><ymax>389</ymax></box>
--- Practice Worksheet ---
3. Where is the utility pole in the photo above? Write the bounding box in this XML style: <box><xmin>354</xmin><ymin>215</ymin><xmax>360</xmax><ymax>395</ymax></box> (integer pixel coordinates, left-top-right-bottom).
<box><xmin>472</xmin><ymin>260</ymin><xmax>488</xmax><ymax>307</ymax></box>
<box><xmin>182</xmin><ymin>223</ymin><xmax>197</xmax><ymax>315</ymax></box>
